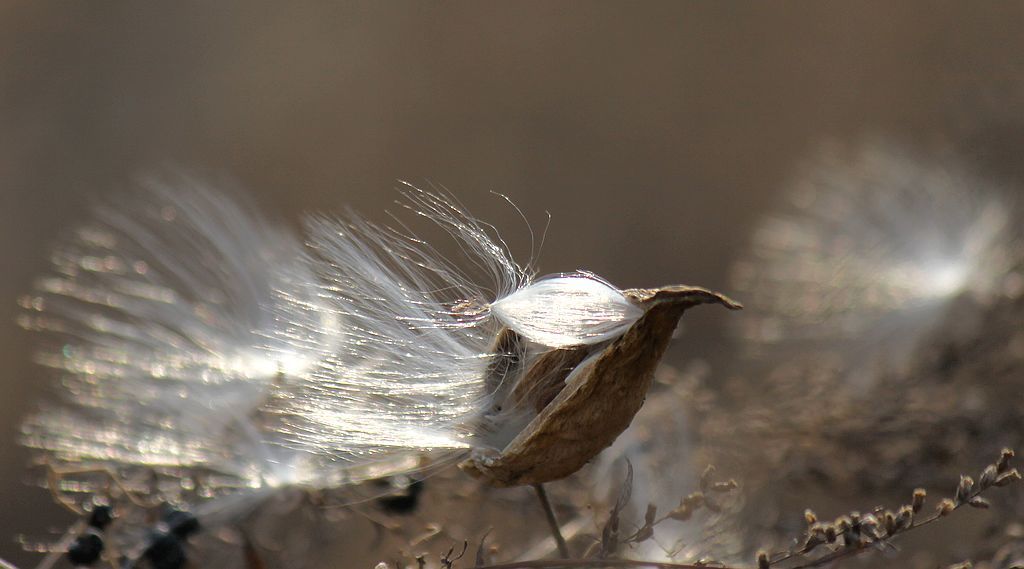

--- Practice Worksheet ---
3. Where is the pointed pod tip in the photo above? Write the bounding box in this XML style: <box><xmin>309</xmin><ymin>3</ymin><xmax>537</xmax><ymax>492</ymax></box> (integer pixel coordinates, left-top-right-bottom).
<box><xmin>682</xmin><ymin>288</ymin><xmax>743</xmax><ymax>311</ymax></box>
<box><xmin>625</xmin><ymin>285</ymin><xmax>743</xmax><ymax>310</ymax></box>
<box><xmin>715</xmin><ymin>293</ymin><xmax>744</xmax><ymax>310</ymax></box>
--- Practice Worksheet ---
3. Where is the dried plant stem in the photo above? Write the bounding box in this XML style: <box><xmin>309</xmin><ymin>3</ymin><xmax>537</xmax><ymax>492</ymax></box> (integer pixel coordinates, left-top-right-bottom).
<box><xmin>782</xmin><ymin>502</ymin><xmax>989</xmax><ymax>569</ymax></box>
<box><xmin>768</xmin><ymin>449</ymin><xmax>1020</xmax><ymax>569</ymax></box>
<box><xmin>534</xmin><ymin>484</ymin><xmax>571</xmax><ymax>559</ymax></box>
<box><xmin>33</xmin><ymin>519</ymin><xmax>84</xmax><ymax>569</ymax></box>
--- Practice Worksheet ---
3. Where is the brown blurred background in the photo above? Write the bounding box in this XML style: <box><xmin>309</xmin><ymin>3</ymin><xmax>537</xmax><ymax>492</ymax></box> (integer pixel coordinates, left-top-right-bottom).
<box><xmin>3</xmin><ymin>2</ymin><xmax>1024</xmax><ymax>565</ymax></box>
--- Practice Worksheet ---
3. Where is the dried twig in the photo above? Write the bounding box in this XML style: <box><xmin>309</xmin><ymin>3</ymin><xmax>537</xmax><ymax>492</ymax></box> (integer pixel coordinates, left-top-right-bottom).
<box><xmin>764</xmin><ymin>449</ymin><xmax>1021</xmax><ymax>569</ymax></box>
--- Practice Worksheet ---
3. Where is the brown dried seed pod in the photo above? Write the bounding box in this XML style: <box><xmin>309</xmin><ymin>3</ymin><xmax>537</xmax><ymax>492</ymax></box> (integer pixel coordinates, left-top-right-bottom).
<box><xmin>804</xmin><ymin>509</ymin><xmax>818</xmax><ymax>526</ymax></box>
<box><xmin>461</xmin><ymin>287</ymin><xmax>740</xmax><ymax>487</ymax></box>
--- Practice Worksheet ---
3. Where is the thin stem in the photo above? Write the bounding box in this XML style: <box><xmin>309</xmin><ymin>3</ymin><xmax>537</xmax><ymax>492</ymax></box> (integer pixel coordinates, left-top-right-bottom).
<box><xmin>783</xmin><ymin>508</ymin><xmax>960</xmax><ymax>569</ymax></box>
<box><xmin>533</xmin><ymin>484</ymin><xmax>570</xmax><ymax>559</ymax></box>
<box><xmin>33</xmin><ymin>519</ymin><xmax>84</xmax><ymax>569</ymax></box>
<box><xmin>772</xmin><ymin>479</ymin><xmax>1000</xmax><ymax>569</ymax></box>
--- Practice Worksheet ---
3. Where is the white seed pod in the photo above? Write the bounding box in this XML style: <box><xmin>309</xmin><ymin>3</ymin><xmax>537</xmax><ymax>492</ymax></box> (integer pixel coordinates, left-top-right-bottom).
<box><xmin>490</xmin><ymin>272</ymin><xmax>644</xmax><ymax>348</ymax></box>
<box><xmin>730</xmin><ymin>138</ymin><xmax>1018</xmax><ymax>378</ymax></box>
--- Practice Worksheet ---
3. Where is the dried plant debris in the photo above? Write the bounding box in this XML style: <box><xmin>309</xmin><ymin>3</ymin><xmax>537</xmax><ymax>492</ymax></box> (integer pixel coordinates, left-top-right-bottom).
<box><xmin>385</xmin><ymin>454</ymin><xmax>1016</xmax><ymax>569</ymax></box>
<box><xmin>461</xmin><ymin>286</ymin><xmax>739</xmax><ymax>488</ymax></box>
<box><xmin>385</xmin><ymin>464</ymin><xmax>739</xmax><ymax>569</ymax></box>
<box><xmin>695</xmin><ymin>138</ymin><xmax>1024</xmax><ymax>568</ymax></box>
<box><xmin>373</xmin><ymin>454</ymin><xmax>1014</xmax><ymax>569</ymax></box>
<box><xmin>761</xmin><ymin>450</ymin><xmax>1020</xmax><ymax>569</ymax></box>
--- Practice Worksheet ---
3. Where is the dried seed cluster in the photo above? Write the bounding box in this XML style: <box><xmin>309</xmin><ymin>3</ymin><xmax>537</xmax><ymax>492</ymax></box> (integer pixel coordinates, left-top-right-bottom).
<box><xmin>598</xmin><ymin>463</ymin><xmax>739</xmax><ymax>558</ymax></box>
<box><xmin>761</xmin><ymin>449</ymin><xmax>1020</xmax><ymax>569</ymax></box>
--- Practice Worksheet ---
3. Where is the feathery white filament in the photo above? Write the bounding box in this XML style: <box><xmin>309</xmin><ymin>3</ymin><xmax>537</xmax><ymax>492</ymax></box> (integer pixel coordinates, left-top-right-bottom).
<box><xmin>730</xmin><ymin>138</ymin><xmax>1016</xmax><ymax>374</ymax></box>
<box><xmin>19</xmin><ymin>173</ymin><xmax>335</xmax><ymax>489</ymax></box>
<box><xmin>271</xmin><ymin>184</ymin><xmax>531</xmax><ymax>462</ymax></box>
<box><xmin>491</xmin><ymin>273</ymin><xmax>642</xmax><ymax>348</ymax></box>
